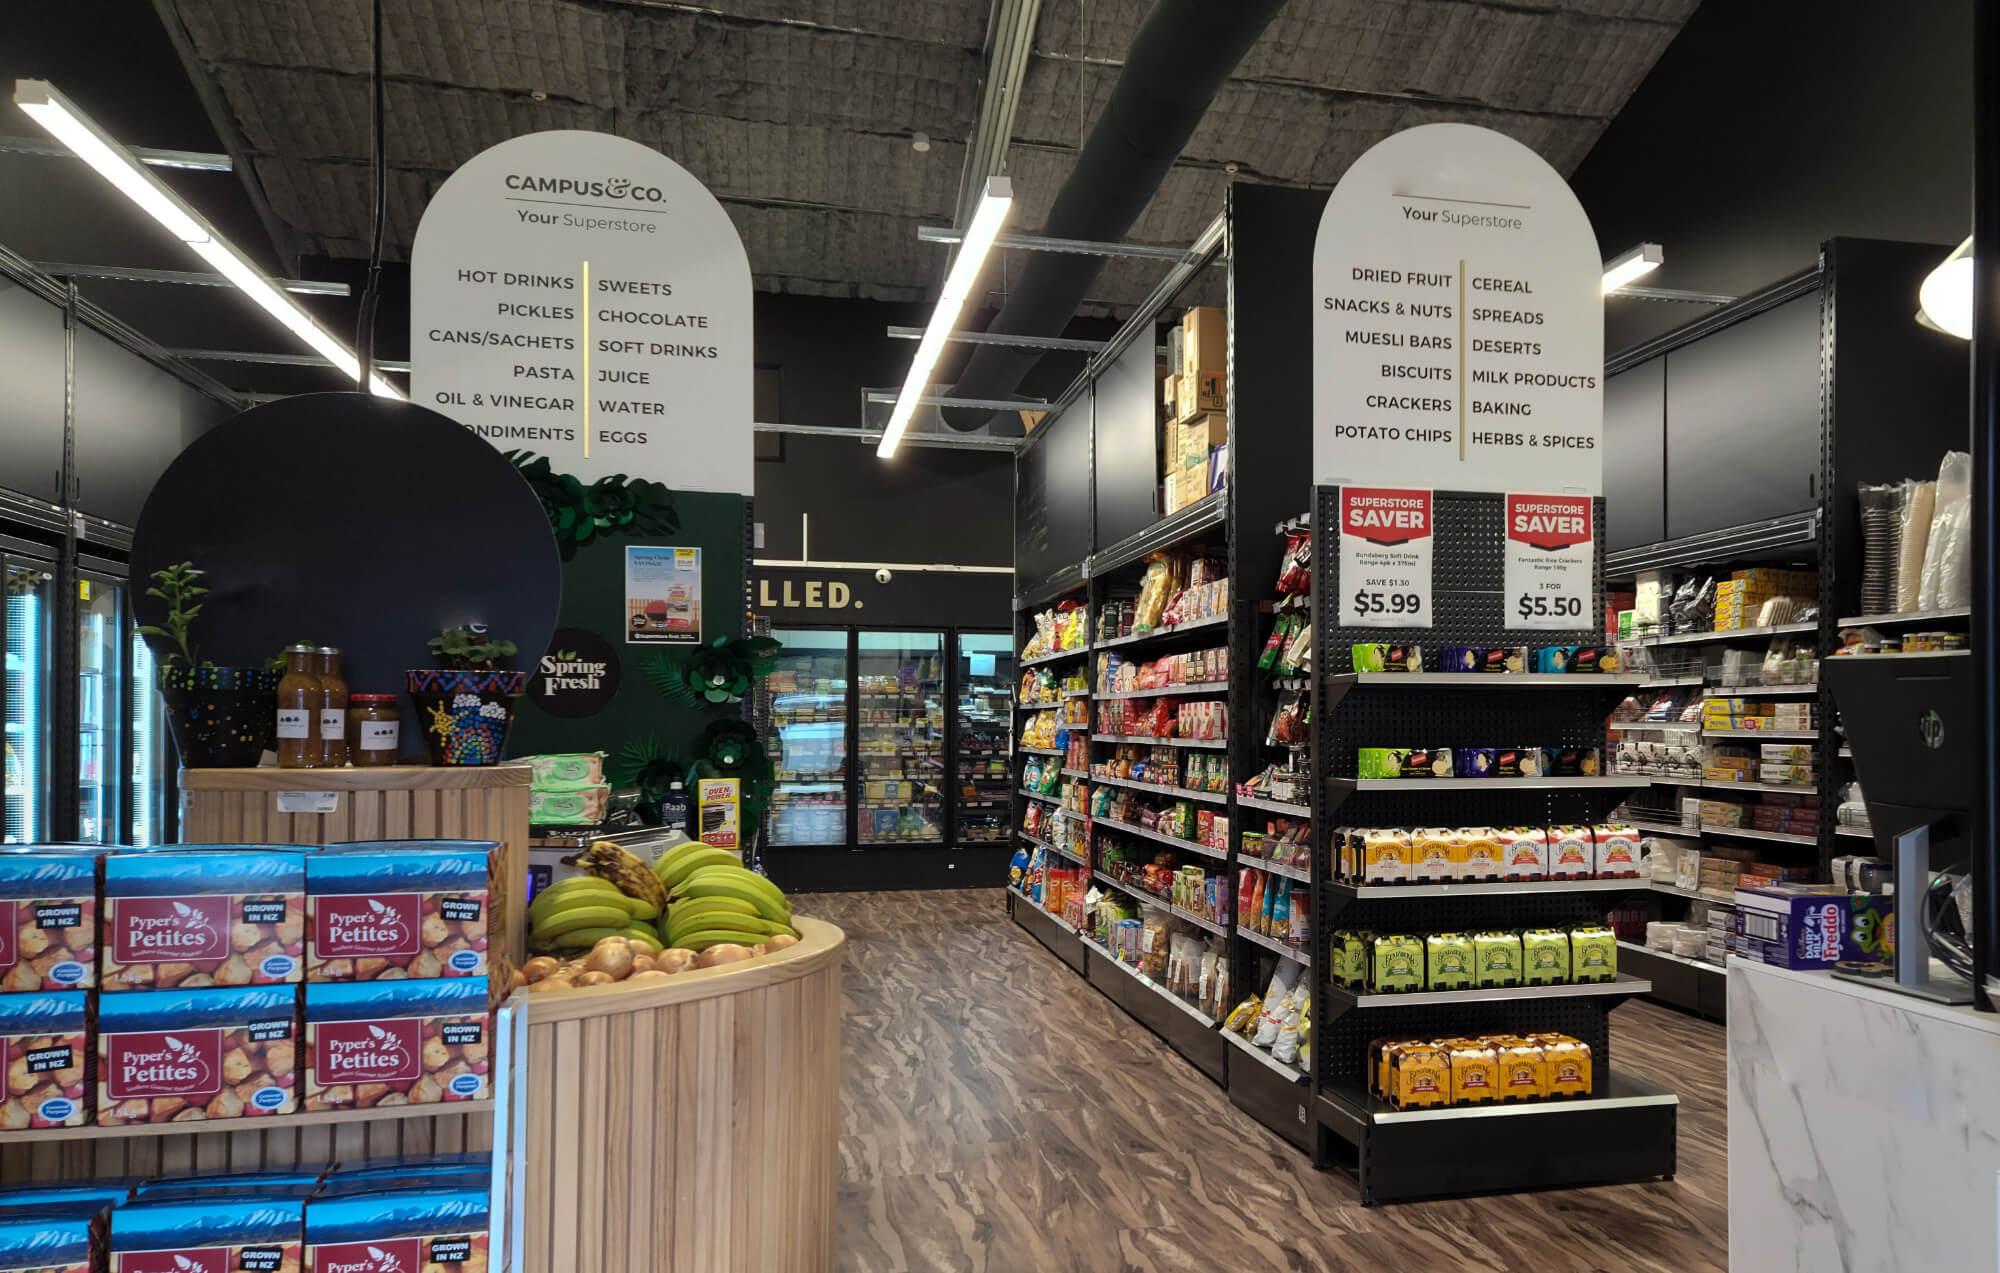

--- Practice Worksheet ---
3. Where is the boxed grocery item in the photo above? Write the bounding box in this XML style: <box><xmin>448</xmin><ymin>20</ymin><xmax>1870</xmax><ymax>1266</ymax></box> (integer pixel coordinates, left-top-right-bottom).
<box><xmin>0</xmin><ymin>1179</ymin><xmax>134</xmax><ymax>1207</ymax></box>
<box><xmin>1181</xmin><ymin>306</ymin><xmax>1225</xmax><ymax>377</ymax></box>
<box><xmin>1758</xmin><ymin>763</ymin><xmax>1815</xmax><ymax>786</ymax></box>
<box><xmin>1492</xmin><ymin>748</ymin><xmax>1541</xmax><ymax>778</ymax></box>
<box><xmin>1175</xmin><ymin>412</ymin><xmax>1225</xmax><ymax>470</ymax></box>
<box><xmin>110</xmin><ymin>1193</ymin><xmax>308</xmax><ymax>1273</ymax></box>
<box><xmin>1496</xmin><ymin>1038</ymin><xmax>1548</xmax><ymax>1102</ymax></box>
<box><xmin>1176</xmin><ymin>370</ymin><xmax>1225</xmax><ymax>422</ymax></box>
<box><xmin>102</xmin><ymin>847</ymin><xmax>306</xmax><ymax>992</ymax></box>
<box><xmin>0</xmin><ymin>846</ymin><xmax>100</xmax><ymax>991</ymax></box>
<box><xmin>0</xmin><ymin>1207</ymin><xmax>101</xmax><ymax>1273</ymax></box>
<box><xmin>522</xmin><ymin>752</ymin><xmax>604</xmax><ymax>786</ymax></box>
<box><xmin>1592</xmin><ymin>825</ymin><xmax>1642</xmax><ymax>878</ymax></box>
<box><xmin>1734</xmin><ymin>884</ymin><xmax>1850</xmax><ymax>969</ymax></box>
<box><xmin>137</xmin><ymin>1167</ymin><xmax>326</xmax><ymax>1196</ymax></box>
<box><xmin>1362</xmin><ymin>829</ymin><xmax>1412</xmax><ymax>884</ymax></box>
<box><xmin>309</xmin><ymin>841</ymin><xmax>491</xmax><ymax>983</ymax></box>
<box><xmin>1521</xmin><ymin>929</ymin><xmax>1571</xmax><ymax>985</ymax></box>
<box><xmin>1411</xmin><ymin>829</ymin><xmax>1454</xmax><ymax>883</ymax></box>
<box><xmin>1547</xmin><ymin>827</ymin><xmax>1593</xmax><ymax>879</ymax></box>
<box><xmin>0</xmin><ymin>989</ymin><xmax>86</xmax><ymax>1129</ymax></box>
<box><xmin>332</xmin><ymin>1151</ymin><xmax>492</xmax><ymax>1191</ymax></box>
<box><xmin>1759</xmin><ymin>743</ymin><xmax>1815</xmax><ymax>764</ymax></box>
<box><xmin>1368</xmin><ymin>934</ymin><xmax>1424</xmax><ymax>993</ymax></box>
<box><xmin>96</xmin><ymin>984</ymin><xmax>298</xmax><ymax>1125</ymax></box>
<box><xmin>1328</xmin><ymin>931</ymin><xmax>1367</xmax><ymax>988</ymax></box>
<box><xmin>1460</xmin><ymin>828</ymin><xmax>1504</xmax><ymax>881</ymax></box>
<box><xmin>1448</xmin><ymin>1040</ymin><xmax>1500</xmax><ymax>1105</ymax></box>
<box><xmin>304</xmin><ymin>977</ymin><xmax>489</xmax><ymax>1111</ymax></box>
<box><xmin>1569</xmin><ymin>924</ymin><xmax>1618</xmax><ymax>983</ymax></box>
<box><xmin>1437</xmin><ymin>646</ymin><xmax>1524</xmax><ymax>674</ymax></box>
<box><xmin>1499</xmin><ymin>827</ymin><xmax>1548</xmax><ymax>881</ymax></box>
<box><xmin>1350</xmin><ymin>644</ymin><xmax>1423</xmax><ymax>674</ymax></box>
<box><xmin>1540</xmin><ymin>1036</ymin><xmax>1594</xmax><ymax>1098</ymax></box>
<box><xmin>304</xmin><ymin>1184</ymin><xmax>492</xmax><ymax>1273</ymax></box>
<box><xmin>1474</xmin><ymin>932</ymin><xmax>1522</xmax><ymax>987</ymax></box>
<box><xmin>1385</xmin><ymin>1043</ymin><xmax>1450</xmax><ymax>1110</ymax></box>
<box><xmin>1424</xmin><ymin>933</ymin><xmax>1474</xmax><ymax>990</ymax></box>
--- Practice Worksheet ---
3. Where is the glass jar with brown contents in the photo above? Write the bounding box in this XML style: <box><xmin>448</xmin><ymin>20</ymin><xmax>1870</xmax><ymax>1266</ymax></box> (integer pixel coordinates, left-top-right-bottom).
<box><xmin>276</xmin><ymin>643</ymin><xmax>320</xmax><ymax>769</ymax></box>
<box><xmin>346</xmin><ymin>694</ymin><xmax>401</xmax><ymax>767</ymax></box>
<box><xmin>315</xmin><ymin>646</ymin><xmax>349</xmax><ymax>767</ymax></box>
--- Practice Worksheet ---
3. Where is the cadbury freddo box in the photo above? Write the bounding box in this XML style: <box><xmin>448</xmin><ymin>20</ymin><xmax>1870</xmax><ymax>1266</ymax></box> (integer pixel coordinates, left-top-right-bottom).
<box><xmin>96</xmin><ymin>984</ymin><xmax>298</xmax><ymax>1126</ymax></box>
<box><xmin>304</xmin><ymin>978</ymin><xmax>489</xmax><ymax>1112</ymax></box>
<box><xmin>102</xmin><ymin>848</ymin><xmax>306</xmax><ymax>992</ymax></box>
<box><xmin>308</xmin><ymin>841</ymin><xmax>492</xmax><ymax>982</ymax></box>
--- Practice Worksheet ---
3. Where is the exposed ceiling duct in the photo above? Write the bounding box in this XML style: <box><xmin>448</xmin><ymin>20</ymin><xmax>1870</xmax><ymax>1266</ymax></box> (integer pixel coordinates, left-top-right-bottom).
<box><xmin>941</xmin><ymin>0</ymin><xmax>1287</xmax><ymax>434</ymax></box>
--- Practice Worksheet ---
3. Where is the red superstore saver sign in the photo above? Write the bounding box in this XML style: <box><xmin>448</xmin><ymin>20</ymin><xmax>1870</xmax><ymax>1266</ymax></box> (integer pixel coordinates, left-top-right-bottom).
<box><xmin>316</xmin><ymin>1019</ymin><xmax>422</xmax><ymax>1084</ymax></box>
<box><xmin>1506</xmin><ymin>494</ymin><xmax>1592</xmax><ymax>551</ymax></box>
<box><xmin>113</xmin><ymin>896</ymin><xmax>229</xmax><ymax>962</ymax></box>
<box><xmin>117</xmin><ymin>1248</ymin><xmax>230</xmax><ymax>1273</ymax></box>
<box><xmin>314</xmin><ymin>1237</ymin><xmax>423</xmax><ymax>1273</ymax></box>
<box><xmin>315</xmin><ymin>894</ymin><xmax>421</xmax><ymax>959</ymax></box>
<box><xmin>105</xmin><ymin>1028</ymin><xmax>222</xmax><ymax>1101</ymax></box>
<box><xmin>1342</xmin><ymin>488</ymin><xmax>1432</xmax><ymax>546</ymax></box>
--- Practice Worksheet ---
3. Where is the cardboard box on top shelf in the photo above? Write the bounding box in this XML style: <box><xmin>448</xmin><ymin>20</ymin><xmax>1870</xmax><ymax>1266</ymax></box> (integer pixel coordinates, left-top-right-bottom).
<box><xmin>1177</xmin><ymin>411</ymin><xmax>1225</xmax><ymax>470</ymax></box>
<box><xmin>1163</xmin><ymin>373</ymin><xmax>1179</xmax><ymax>408</ymax></box>
<box><xmin>1177</xmin><ymin>370</ymin><xmax>1225</xmax><ymax>423</ymax></box>
<box><xmin>1167</xmin><ymin>325</ymin><xmax>1185</xmax><ymax>377</ymax></box>
<box><xmin>1182</xmin><ymin>306</ymin><xmax>1226</xmax><ymax>377</ymax></box>
<box><xmin>1168</xmin><ymin>461</ymin><xmax>1210</xmax><ymax>513</ymax></box>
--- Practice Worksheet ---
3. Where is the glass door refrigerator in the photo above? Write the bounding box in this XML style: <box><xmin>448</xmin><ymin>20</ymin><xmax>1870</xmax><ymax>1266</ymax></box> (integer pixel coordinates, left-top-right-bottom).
<box><xmin>3</xmin><ymin>551</ymin><xmax>54</xmax><ymax>845</ymax></box>
<box><xmin>75</xmin><ymin>573</ymin><xmax>124</xmax><ymax>844</ymax></box>
<box><xmin>766</xmin><ymin>630</ymin><xmax>850</xmax><ymax>848</ymax></box>
<box><xmin>953</xmin><ymin>633</ymin><xmax>1013</xmax><ymax>848</ymax></box>
<box><xmin>853</xmin><ymin>631</ymin><xmax>945</xmax><ymax>845</ymax></box>
<box><xmin>130</xmin><ymin>620</ymin><xmax>163</xmax><ymax>846</ymax></box>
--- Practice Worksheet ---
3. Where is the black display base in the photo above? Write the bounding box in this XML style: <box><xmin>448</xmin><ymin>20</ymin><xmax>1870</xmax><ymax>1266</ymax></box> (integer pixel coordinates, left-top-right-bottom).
<box><xmin>1007</xmin><ymin>888</ymin><xmax>1087</xmax><ymax>974</ymax></box>
<box><xmin>1619</xmin><ymin>943</ymin><xmax>1728</xmax><ymax>1021</ymax></box>
<box><xmin>1314</xmin><ymin>1073</ymin><xmax>1679</xmax><ymax>1205</ymax></box>
<box><xmin>1082</xmin><ymin>938</ymin><xmax>1228</xmax><ymax>1083</ymax></box>
<box><xmin>1224</xmin><ymin>1036</ymin><xmax>1312</xmax><ymax>1151</ymax></box>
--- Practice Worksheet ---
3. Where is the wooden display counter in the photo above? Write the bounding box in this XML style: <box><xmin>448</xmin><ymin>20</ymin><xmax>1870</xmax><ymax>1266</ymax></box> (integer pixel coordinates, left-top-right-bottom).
<box><xmin>523</xmin><ymin>915</ymin><xmax>844</xmax><ymax>1273</ymax></box>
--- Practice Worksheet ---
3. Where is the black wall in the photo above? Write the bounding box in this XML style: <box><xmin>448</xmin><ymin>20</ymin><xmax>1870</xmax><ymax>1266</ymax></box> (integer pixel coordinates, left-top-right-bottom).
<box><xmin>1573</xmin><ymin>0</ymin><xmax>1972</xmax><ymax>353</ymax></box>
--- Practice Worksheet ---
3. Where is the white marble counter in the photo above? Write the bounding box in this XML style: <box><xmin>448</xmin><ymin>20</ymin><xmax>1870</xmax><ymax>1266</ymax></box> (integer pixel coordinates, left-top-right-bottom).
<box><xmin>1729</xmin><ymin>957</ymin><xmax>2000</xmax><ymax>1271</ymax></box>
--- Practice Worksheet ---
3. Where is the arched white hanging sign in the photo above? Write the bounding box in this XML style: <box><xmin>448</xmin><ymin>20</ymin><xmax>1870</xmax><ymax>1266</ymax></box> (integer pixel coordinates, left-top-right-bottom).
<box><xmin>410</xmin><ymin>130</ymin><xmax>752</xmax><ymax>493</ymax></box>
<box><xmin>1313</xmin><ymin>123</ymin><xmax>1603</xmax><ymax>495</ymax></box>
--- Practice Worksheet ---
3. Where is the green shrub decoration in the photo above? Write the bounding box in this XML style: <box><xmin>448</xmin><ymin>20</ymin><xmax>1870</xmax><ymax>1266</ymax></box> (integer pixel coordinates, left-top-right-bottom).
<box><xmin>645</xmin><ymin>636</ymin><xmax>782</xmax><ymax>707</ymax></box>
<box><xmin>506</xmin><ymin>451</ymin><xmax>680</xmax><ymax>560</ymax></box>
<box><xmin>692</xmin><ymin>718</ymin><xmax>776</xmax><ymax>825</ymax></box>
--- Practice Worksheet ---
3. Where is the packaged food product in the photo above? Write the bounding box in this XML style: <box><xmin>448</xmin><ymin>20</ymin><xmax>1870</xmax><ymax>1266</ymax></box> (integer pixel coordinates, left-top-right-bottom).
<box><xmin>327</xmin><ymin>1151</ymin><xmax>492</xmax><ymax>1192</ymax></box>
<box><xmin>1453</xmin><ymin>747</ymin><xmax>1497</xmax><ymax>778</ymax></box>
<box><xmin>1252</xmin><ymin>963</ymin><xmax>1300</xmax><ymax>1047</ymax></box>
<box><xmin>1328</xmin><ymin>931</ymin><xmax>1367</xmax><ymax>988</ymax></box>
<box><xmin>1541</xmin><ymin>1036</ymin><xmax>1594</xmax><ymax>1098</ymax></box>
<box><xmin>1368</xmin><ymin>935</ymin><xmax>1424</xmax><ymax>993</ymax></box>
<box><xmin>1460</xmin><ymin>828</ymin><xmax>1505</xmax><ymax>881</ymax></box>
<box><xmin>1411</xmin><ymin>829</ymin><xmax>1455</xmax><ymax>883</ymax></box>
<box><xmin>303</xmin><ymin>978</ymin><xmax>489</xmax><ymax>1111</ymax></box>
<box><xmin>309</xmin><ymin>841</ymin><xmax>492</xmax><ymax>982</ymax></box>
<box><xmin>1424</xmin><ymin>933</ymin><xmax>1474</xmax><ymax>990</ymax></box>
<box><xmin>0</xmin><ymin>1207</ymin><xmax>100</xmax><ymax>1273</ymax></box>
<box><xmin>1363</xmin><ymin>829</ymin><xmax>1412</xmax><ymax>885</ymax></box>
<box><xmin>1540</xmin><ymin>746</ymin><xmax>1600</xmax><ymax>777</ymax></box>
<box><xmin>1355</xmin><ymin>748</ymin><xmax>1409</xmax><ymax>780</ymax></box>
<box><xmin>1438</xmin><ymin>646</ymin><xmax>1524</xmax><ymax>674</ymax></box>
<box><xmin>102</xmin><ymin>847</ymin><xmax>306</xmax><ymax>992</ymax></box>
<box><xmin>96</xmin><ymin>984</ymin><xmax>298</xmax><ymax>1125</ymax></box>
<box><xmin>1473</xmin><ymin>931</ymin><xmax>1522</xmax><ymax>988</ymax></box>
<box><xmin>523</xmin><ymin>752</ymin><xmax>605</xmax><ymax>786</ymax></box>
<box><xmin>1350</xmin><ymin>644</ymin><xmax>1422</xmax><ymax>673</ymax></box>
<box><xmin>1499</xmin><ymin>827</ymin><xmax>1548</xmax><ymax>881</ymax></box>
<box><xmin>0</xmin><ymin>989</ymin><xmax>86</xmax><ymax>1129</ymax></box>
<box><xmin>0</xmin><ymin>1179</ymin><xmax>135</xmax><ymax>1208</ymax></box>
<box><xmin>1492</xmin><ymin>749</ymin><xmax>1542</xmax><ymax>778</ymax></box>
<box><xmin>1387</xmin><ymin>1044</ymin><xmax>1450</xmax><ymax>1110</ymax></box>
<box><xmin>528</xmin><ymin>784</ymin><xmax>610</xmax><ymax>824</ymax></box>
<box><xmin>1592</xmin><ymin>825</ymin><xmax>1642</xmax><ymax>878</ymax></box>
<box><xmin>137</xmin><ymin>1168</ymin><xmax>327</xmax><ymax>1196</ymax></box>
<box><xmin>0</xmin><ymin>847</ymin><xmax>100</xmax><ymax>991</ymax></box>
<box><xmin>303</xmin><ymin>1185</ymin><xmax>490</xmax><ymax>1273</ymax></box>
<box><xmin>1496</xmin><ymin>1038</ymin><xmax>1548</xmax><ymax>1102</ymax></box>
<box><xmin>1570</xmin><ymin>924</ymin><xmax>1618</xmax><ymax>983</ymax></box>
<box><xmin>1448</xmin><ymin>1040</ymin><xmax>1501</xmax><ymax>1105</ymax></box>
<box><xmin>1521</xmin><ymin>929</ymin><xmax>1572</xmax><ymax>986</ymax></box>
<box><xmin>1547</xmin><ymin>826</ymin><xmax>1594</xmax><ymax>880</ymax></box>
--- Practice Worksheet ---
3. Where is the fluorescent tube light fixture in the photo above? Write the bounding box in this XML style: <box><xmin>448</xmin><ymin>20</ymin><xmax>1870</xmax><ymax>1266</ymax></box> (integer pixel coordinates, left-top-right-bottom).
<box><xmin>878</xmin><ymin>177</ymin><xmax>1014</xmax><ymax>458</ymax></box>
<box><xmin>1918</xmin><ymin>236</ymin><xmax>1973</xmax><ymax>340</ymax></box>
<box><xmin>1602</xmin><ymin>242</ymin><xmax>1663</xmax><ymax>294</ymax></box>
<box><xmin>13</xmin><ymin>79</ymin><xmax>401</xmax><ymax>398</ymax></box>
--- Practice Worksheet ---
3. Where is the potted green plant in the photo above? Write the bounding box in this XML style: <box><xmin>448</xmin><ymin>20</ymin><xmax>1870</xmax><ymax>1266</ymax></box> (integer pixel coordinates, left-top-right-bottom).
<box><xmin>406</xmin><ymin>623</ymin><xmax>526</xmax><ymax>766</ymax></box>
<box><xmin>135</xmin><ymin>561</ymin><xmax>279</xmax><ymax>768</ymax></box>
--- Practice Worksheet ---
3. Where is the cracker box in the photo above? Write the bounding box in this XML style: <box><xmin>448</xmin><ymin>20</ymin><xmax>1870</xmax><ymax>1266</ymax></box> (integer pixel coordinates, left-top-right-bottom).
<box><xmin>102</xmin><ymin>848</ymin><xmax>306</xmax><ymax>992</ymax></box>
<box><xmin>1548</xmin><ymin>827</ymin><xmax>1594</xmax><ymax>880</ymax></box>
<box><xmin>1733</xmin><ymin>884</ymin><xmax>1851</xmax><ymax>970</ymax></box>
<box><xmin>303</xmin><ymin>1185</ymin><xmax>489</xmax><ymax>1273</ymax></box>
<box><xmin>0</xmin><ymin>989</ymin><xmax>87</xmax><ymax>1129</ymax></box>
<box><xmin>1473</xmin><ymin>931</ymin><xmax>1522</xmax><ymax>988</ymax></box>
<box><xmin>1499</xmin><ymin>827</ymin><xmax>1547</xmax><ymax>881</ymax></box>
<box><xmin>0</xmin><ymin>1206</ymin><xmax>102</xmax><ymax>1273</ymax></box>
<box><xmin>96</xmin><ymin>985</ymin><xmax>298</xmax><ymax>1125</ymax></box>
<box><xmin>1424</xmin><ymin>933</ymin><xmax>1475</xmax><ymax>991</ymax></box>
<box><xmin>0</xmin><ymin>847</ymin><xmax>100</xmax><ymax>991</ymax></box>
<box><xmin>303</xmin><ymin>978</ymin><xmax>489</xmax><ymax>1111</ymax></box>
<box><xmin>1569</xmin><ymin>924</ymin><xmax>1618</xmax><ymax>983</ymax></box>
<box><xmin>1592</xmin><ymin>825</ymin><xmax>1642</xmax><ymax>879</ymax></box>
<box><xmin>1448</xmin><ymin>1041</ymin><xmax>1501</xmax><ymax>1105</ymax></box>
<box><xmin>309</xmin><ymin>841</ymin><xmax>492</xmax><ymax>982</ymax></box>
<box><xmin>111</xmin><ymin>1193</ymin><xmax>304</xmax><ymax>1273</ymax></box>
<box><xmin>1521</xmin><ymin>929</ymin><xmax>1572</xmax><ymax>986</ymax></box>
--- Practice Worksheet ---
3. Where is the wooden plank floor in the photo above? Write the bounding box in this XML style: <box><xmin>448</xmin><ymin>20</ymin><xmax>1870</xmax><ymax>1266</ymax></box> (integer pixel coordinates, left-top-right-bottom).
<box><xmin>809</xmin><ymin>888</ymin><xmax>1727</xmax><ymax>1273</ymax></box>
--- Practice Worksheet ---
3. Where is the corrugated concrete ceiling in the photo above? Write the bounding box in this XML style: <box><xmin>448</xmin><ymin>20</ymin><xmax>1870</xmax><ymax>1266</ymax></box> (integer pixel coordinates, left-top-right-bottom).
<box><xmin>162</xmin><ymin>0</ymin><xmax>1699</xmax><ymax>316</ymax></box>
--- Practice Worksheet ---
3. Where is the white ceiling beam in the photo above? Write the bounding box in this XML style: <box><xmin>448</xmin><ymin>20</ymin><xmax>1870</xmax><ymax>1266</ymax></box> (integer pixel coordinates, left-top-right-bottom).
<box><xmin>954</xmin><ymin>0</ymin><xmax>1042</xmax><ymax>229</ymax></box>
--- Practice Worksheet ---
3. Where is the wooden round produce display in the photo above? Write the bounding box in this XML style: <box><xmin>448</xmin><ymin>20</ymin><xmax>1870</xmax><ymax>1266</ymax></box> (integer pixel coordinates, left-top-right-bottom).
<box><xmin>521</xmin><ymin>916</ymin><xmax>843</xmax><ymax>1273</ymax></box>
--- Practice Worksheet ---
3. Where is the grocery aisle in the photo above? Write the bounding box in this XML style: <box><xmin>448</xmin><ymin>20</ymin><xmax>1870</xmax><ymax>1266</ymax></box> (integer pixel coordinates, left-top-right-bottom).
<box><xmin>814</xmin><ymin>889</ymin><xmax>1726</xmax><ymax>1273</ymax></box>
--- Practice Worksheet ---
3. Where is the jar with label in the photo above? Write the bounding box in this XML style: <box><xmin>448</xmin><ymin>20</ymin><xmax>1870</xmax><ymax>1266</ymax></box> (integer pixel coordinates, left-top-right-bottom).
<box><xmin>316</xmin><ymin>647</ymin><xmax>350</xmax><ymax>767</ymax></box>
<box><xmin>276</xmin><ymin>643</ymin><xmax>321</xmax><ymax>769</ymax></box>
<box><xmin>346</xmin><ymin>694</ymin><xmax>401</xmax><ymax>767</ymax></box>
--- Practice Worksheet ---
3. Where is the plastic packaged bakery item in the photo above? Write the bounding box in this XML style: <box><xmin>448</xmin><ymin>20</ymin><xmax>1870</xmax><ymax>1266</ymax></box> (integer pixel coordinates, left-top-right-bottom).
<box><xmin>1473</xmin><ymin>931</ymin><xmax>1522</xmax><ymax>988</ymax></box>
<box><xmin>1424</xmin><ymin>933</ymin><xmax>1475</xmax><ymax>991</ymax></box>
<box><xmin>1224</xmin><ymin>996</ymin><xmax>1262</xmax><ymax>1034</ymax></box>
<box><xmin>1253</xmin><ymin>963</ymin><xmax>1300</xmax><ymax>1047</ymax></box>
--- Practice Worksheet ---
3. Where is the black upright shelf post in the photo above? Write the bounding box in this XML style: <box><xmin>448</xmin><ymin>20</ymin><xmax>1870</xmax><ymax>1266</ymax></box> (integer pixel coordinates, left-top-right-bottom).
<box><xmin>1971</xmin><ymin>0</ymin><xmax>1999</xmax><ymax>1013</ymax></box>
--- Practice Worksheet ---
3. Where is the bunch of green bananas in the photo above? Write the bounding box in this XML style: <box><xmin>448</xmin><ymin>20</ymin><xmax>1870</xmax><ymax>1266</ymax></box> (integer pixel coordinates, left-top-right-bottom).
<box><xmin>526</xmin><ymin>876</ymin><xmax>664</xmax><ymax>953</ymax></box>
<box><xmin>651</xmin><ymin>843</ymin><xmax>796</xmax><ymax>951</ymax></box>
